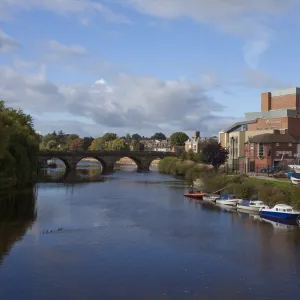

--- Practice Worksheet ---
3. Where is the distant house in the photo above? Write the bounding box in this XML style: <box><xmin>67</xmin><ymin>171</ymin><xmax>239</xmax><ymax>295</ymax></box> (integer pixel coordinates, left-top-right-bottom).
<box><xmin>184</xmin><ymin>131</ymin><xmax>203</xmax><ymax>153</ymax></box>
<box><xmin>140</xmin><ymin>139</ymin><xmax>171</xmax><ymax>152</ymax></box>
<box><xmin>172</xmin><ymin>146</ymin><xmax>185</xmax><ymax>155</ymax></box>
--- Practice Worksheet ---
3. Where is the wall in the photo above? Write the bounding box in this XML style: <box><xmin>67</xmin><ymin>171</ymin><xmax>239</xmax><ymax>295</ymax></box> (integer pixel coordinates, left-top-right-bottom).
<box><xmin>248</xmin><ymin>117</ymin><xmax>288</xmax><ymax>132</ymax></box>
<box><xmin>271</xmin><ymin>94</ymin><xmax>298</xmax><ymax>111</ymax></box>
<box><xmin>287</xmin><ymin>118</ymin><xmax>300</xmax><ymax>136</ymax></box>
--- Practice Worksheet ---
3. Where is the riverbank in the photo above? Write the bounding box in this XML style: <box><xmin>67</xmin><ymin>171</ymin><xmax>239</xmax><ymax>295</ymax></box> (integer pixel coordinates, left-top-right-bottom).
<box><xmin>158</xmin><ymin>157</ymin><xmax>300</xmax><ymax>209</ymax></box>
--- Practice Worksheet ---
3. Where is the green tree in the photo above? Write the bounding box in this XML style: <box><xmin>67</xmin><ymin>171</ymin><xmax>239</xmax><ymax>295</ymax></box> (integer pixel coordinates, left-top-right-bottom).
<box><xmin>83</xmin><ymin>137</ymin><xmax>94</xmax><ymax>151</ymax></box>
<box><xmin>170</xmin><ymin>132</ymin><xmax>189</xmax><ymax>147</ymax></box>
<box><xmin>102</xmin><ymin>133</ymin><xmax>117</xmax><ymax>142</ymax></box>
<box><xmin>151</xmin><ymin>132</ymin><xmax>166</xmax><ymax>140</ymax></box>
<box><xmin>46</xmin><ymin>140</ymin><xmax>58</xmax><ymax>150</ymax></box>
<box><xmin>202</xmin><ymin>141</ymin><xmax>229</xmax><ymax>171</ymax></box>
<box><xmin>132</xmin><ymin>133</ymin><xmax>142</xmax><ymax>141</ymax></box>
<box><xmin>130</xmin><ymin>140</ymin><xmax>144</xmax><ymax>151</ymax></box>
<box><xmin>0</xmin><ymin>100</ymin><xmax>39</xmax><ymax>188</ymax></box>
<box><xmin>66</xmin><ymin>134</ymin><xmax>79</xmax><ymax>149</ymax></box>
<box><xmin>89</xmin><ymin>137</ymin><xmax>104</xmax><ymax>151</ymax></box>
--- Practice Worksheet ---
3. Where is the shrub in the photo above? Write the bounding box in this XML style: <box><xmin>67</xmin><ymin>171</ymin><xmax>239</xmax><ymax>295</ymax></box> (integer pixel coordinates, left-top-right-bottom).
<box><xmin>232</xmin><ymin>182</ymin><xmax>257</xmax><ymax>199</ymax></box>
<box><xmin>258</xmin><ymin>186</ymin><xmax>287</xmax><ymax>206</ymax></box>
<box><xmin>290</xmin><ymin>185</ymin><xmax>300</xmax><ymax>210</ymax></box>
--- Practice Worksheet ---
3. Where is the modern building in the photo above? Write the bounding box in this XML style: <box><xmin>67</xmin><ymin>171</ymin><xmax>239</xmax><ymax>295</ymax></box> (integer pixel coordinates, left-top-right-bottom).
<box><xmin>219</xmin><ymin>121</ymin><xmax>275</xmax><ymax>167</ymax></box>
<box><xmin>245</xmin><ymin>132</ymin><xmax>299</xmax><ymax>171</ymax></box>
<box><xmin>185</xmin><ymin>131</ymin><xmax>203</xmax><ymax>153</ymax></box>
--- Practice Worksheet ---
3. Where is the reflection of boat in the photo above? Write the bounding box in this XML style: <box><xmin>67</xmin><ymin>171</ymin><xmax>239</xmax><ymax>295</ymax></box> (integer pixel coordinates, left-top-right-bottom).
<box><xmin>202</xmin><ymin>194</ymin><xmax>219</xmax><ymax>202</ymax></box>
<box><xmin>237</xmin><ymin>200</ymin><xmax>269</xmax><ymax>213</ymax></box>
<box><xmin>260</xmin><ymin>204</ymin><xmax>300</xmax><ymax>223</ymax></box>
<box><xmin>260</xmin><ymin>217</ymin><xmax>298</xmax><ymax>229</ymax></box>
<box><xmin>215</xmin><ymin>194</ymin><xmax>240</xmax><ymax>206</ymax></box>
<box><xmin>183</xmin><ymin>192</ymin><xmax>206</xmax><ymax>199</ymax></box>
<box><xmin>216</xmin><ymin>203</ymin><xmax>237</xmax><ymax>212</ymax></box>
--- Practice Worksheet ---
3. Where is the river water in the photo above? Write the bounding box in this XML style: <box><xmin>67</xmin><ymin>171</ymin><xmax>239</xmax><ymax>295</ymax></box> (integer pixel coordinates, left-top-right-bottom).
<box><xmin>1</xmin><ymin>166</ymin><xmax>300</xmax><ymax>300</ymax></box>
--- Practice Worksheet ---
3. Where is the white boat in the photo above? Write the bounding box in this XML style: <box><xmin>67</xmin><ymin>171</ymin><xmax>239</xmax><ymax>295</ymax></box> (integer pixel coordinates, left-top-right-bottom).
<box><xmin>215</xmin><ymin>194</ymin><xmax>240</xmax><ymax>207</ymax></box>
<box><xmin>290</xmin><ymin>173</ymin><xmax>300</xmax><ymax>185</ymax></box>
<box><xmin>237</xmin><ymin>200</ymin><xmax>269</xmax><ymax>213</ymax></box>
<box><xmin>202</xmin><ymin>194</ymin><xmax>219</xmax><ymax>202</ymax></box>
<box><xmin>260</xmin><ymin>204</ymin><xmax>300</xmax><ymax>224</ymax></box>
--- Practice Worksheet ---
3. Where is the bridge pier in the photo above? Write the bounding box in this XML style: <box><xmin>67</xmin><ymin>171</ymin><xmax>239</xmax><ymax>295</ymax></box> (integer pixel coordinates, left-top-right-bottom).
<box><xmin>136</xmin><ymin>159</ymin><xmax>152</xmax><ymax>173</ymax></box>
<box><xmin>101</xmin><ymin>159</ymin><xmax>115</xmax><ymax>175</ymax></box>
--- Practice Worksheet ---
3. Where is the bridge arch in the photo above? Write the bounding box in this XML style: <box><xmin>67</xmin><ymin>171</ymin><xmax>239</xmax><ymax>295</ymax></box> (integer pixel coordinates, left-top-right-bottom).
<box><xmin>37</xmin><ymin>156</ymin><xmax>70</xmax><ymax>170</ymax></box>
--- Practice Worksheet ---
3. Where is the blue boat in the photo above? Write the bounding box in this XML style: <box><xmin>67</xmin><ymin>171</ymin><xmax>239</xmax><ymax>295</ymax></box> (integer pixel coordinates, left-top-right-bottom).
<box><xmin>260</xmin><ymin>204</ymin><xmax>300</xmax><ymax>223</ymax></box>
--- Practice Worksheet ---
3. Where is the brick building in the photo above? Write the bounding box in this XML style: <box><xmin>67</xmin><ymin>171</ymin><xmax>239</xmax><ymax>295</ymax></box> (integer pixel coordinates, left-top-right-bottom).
<box><xmin>219</xmin><ymin>87</ymin><xmax>300</xmax><ymax>169</ymax></box>
<box><xmin>245</xmin><ymin>133</ymin><xmax>300</xmax><ymax>171</ymax></box>
<box><xmin>245</xmin><ymin>87</ymin><xmax>300</xmax><ymax>136</ymax></box>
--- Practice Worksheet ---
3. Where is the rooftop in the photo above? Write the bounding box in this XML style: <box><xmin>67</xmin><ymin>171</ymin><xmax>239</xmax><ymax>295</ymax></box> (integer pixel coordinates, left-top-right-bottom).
<box><xmin>248</xmin><ymin>133</ymin><xmax>298</xmax><ymax>144</ymax></box>
<box><xmin>222</xmin><ymin>119</ymin><xmax>256</xmax><ymax>133</ymax></box>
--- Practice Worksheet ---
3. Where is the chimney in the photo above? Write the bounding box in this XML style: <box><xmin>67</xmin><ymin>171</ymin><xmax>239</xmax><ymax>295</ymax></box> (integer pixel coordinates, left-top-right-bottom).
<box><xmin>194</xmin><ymin>131</ymin><xmax>200</xmax><ymax>138</ymax></box>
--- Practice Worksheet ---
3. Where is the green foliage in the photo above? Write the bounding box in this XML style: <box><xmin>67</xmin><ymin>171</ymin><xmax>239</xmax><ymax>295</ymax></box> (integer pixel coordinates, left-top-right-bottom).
<box><xmin>232</xmin><ymin>182</ymin><xmax>257</xmax><ymax>199</ymax></box>
<box><xmin>82</xmin><ymin>137</ymin><xmax>94</xmax><ymax>151</ymax></box>
<box><xmin>170</xmin><ymin>132</ymin><xmax>189</xmax><ymax>147</ymax></box>
<box><xmin>0</xmin><ymin>100</ymin><xmax>39</xmax><ymax>189</ymax></box>
<box><xmin>181</xmin><ymin>149</ymin><xmax>203</xmax><ymax>162</ymax></box>
<box><xmin>202</xmin><ymin>141</ymin><xmax>229</xmax><ymax>171</ymax></box>
<box><xmin>151</xmin><ymin>132</ymin><xmax>166</xmax><ymax>140</ymax></box>
<box><xmin>130</xmin><ymin>140</ymin><xmax>144</xmax><ymax>151</ymax></box>
<box><xmin>132</xmin><ymin>133</ymin><xmax>142</xmax><ymax>141</ymax></box>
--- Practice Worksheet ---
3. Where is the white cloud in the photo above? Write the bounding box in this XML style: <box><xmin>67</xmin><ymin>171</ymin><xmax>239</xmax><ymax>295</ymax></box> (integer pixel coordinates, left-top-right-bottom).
<box><xmin>48</xmin><ymin>40</ymin><xmax>86</xmax><ymax>56</ymax></box>
<box><xmin>0</xmin><ymin>28</ymin><xmax>20</xmax><ymax>52</ymax></box>
<box><xmin>0</xmin><ymin>0</ymin><xmax>131</xmax><ymax>24</ymax></box>
<box><xmin>125</xmin><ymin>0</ymin><xmax>297</xmax><ymax>68</ymax></box>
<box><xmin>95</xmin><ymin>79</ymin><xmax>106</xmax><ymax>85</ymax></box>
<box><xmin>0</xmin><ymin>64</ymin><xmax>232</xmax><ymax>136</ymax></box>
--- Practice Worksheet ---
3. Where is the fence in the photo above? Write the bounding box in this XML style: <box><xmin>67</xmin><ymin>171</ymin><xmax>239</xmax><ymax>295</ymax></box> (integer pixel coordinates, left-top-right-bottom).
<box><xmin>219</xmin><ymin>163</ymin><xmax>291</xmax><ymax>176</ymax></box>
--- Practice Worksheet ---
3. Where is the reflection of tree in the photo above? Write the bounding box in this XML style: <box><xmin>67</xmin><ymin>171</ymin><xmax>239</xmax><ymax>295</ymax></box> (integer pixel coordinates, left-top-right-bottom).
<box><xmin>0</xmin><ymin>189</ymin><xmax>37</xmax><ymax>265</ymax></box>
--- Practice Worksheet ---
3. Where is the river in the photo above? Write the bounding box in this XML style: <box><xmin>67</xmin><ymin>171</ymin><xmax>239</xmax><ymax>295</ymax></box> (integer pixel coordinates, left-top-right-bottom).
<box><xmin>1</xmin><ymin>165</ymin><xmax>300</xmax><ymax>300</ymax></box>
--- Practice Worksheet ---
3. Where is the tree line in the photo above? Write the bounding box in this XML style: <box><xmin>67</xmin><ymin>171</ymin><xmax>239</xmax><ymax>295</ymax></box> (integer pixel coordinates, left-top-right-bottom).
<box><xmin>39</xmin><ymin>131</ymin><xmax>191</xmax><ymax>151</ymax></box>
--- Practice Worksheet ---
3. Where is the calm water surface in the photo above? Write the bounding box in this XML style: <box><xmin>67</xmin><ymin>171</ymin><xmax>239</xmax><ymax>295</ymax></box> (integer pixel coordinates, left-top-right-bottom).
<box><xmin>1</xmin><ymin>168</ymin><xmax>300</xmax><ymax>300</ymax></box>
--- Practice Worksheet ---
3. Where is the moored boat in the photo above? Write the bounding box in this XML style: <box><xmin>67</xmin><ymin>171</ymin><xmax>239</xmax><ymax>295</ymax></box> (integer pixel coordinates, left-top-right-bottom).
<box><xmin>260</xmin><ymin>204</ymin><xmax>300</xmax><ymax>223</ymax></box>
<box><xmin>183</xmin><ymin>192</ymin><xmax>206</xmax><ymax>199</ymax></box>
<box><xmin>290</xmin><ymin>173</ymin><xmax>300</xmax><ymax>185</ymax></box>
<box><xmin>237</xmin><ymin>200</ymin><xmax>269</xmax><ymax>213</ymax></box>
<box><xmin>215</xmin><ymin>194</ymin><xmax>240</xmax><ymax>207</ymax></box>
<box><xmin>202</xmin><ymin>194</ymin><xmax>219</xmax><ymax>202</ymax></box>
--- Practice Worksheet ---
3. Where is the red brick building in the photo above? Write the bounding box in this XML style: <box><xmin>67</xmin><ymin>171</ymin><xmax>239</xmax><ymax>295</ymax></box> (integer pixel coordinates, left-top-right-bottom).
<box><xmin>245</xmin><ymin>133</ymin><xmax>299</xmax><ymax>171</ymax></box>
<box><xmin>245</xmin><ymin>88</ymin><xmax>300</xmax><ymax>136</ymax></box>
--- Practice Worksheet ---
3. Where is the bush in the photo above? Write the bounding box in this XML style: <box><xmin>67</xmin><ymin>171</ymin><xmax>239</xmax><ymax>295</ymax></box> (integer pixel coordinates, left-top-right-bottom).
<box><xmin>290</xmin><ymin>185</ymin><xmax>300</xmax><ymax>210</ymax></box>
<box><xmin>232</xmin><ymin>182</ymin><xmax>257</xmax><ymax>199</ymax></box>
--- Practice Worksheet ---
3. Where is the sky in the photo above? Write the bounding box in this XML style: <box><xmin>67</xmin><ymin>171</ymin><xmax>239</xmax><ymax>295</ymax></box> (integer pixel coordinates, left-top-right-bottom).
<box><xmin>1</xmin><ymin>0</ymin><xmax>300</xmax><ymax>138</ymax></box>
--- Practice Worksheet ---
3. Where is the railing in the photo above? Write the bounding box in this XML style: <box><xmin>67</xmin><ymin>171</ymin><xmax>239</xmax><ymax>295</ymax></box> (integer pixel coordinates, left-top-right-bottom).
<box><xmin>219</xmin><ymin>163</ymin><xmax>291</xmax><ymax>177</ymax></box>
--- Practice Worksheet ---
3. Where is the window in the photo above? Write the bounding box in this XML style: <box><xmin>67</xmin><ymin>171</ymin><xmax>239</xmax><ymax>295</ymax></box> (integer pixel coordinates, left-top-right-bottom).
<box><xmin>257</xmin><ymin>128</ymin><xmax>262</xmax><ymax>130</ymax></box>
<box><xmin>285</xmin><ymin>129</ymin><xmax>288</xmax><ymax>134</ymax></box>
<box><xmin>276</xmin><ymin>143</ymin><xmax>279</xmax><ymax>147</ymax></box>
<box><xmin>258</xmin><ymin>143</ymin><xmax>264</xmax><ymax>156</ymax></box>
<box><xmin>289</xmin><ymin>143</ymin><xmax>292</xmax><ymax>147</ymax></box>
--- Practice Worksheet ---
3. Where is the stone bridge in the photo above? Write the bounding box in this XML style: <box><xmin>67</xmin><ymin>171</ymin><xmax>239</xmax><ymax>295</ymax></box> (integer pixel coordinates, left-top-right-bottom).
<box><xmin>37</xmin><ymin>150</ymin><xmax>177</xmax><ymax>174</ymax></box>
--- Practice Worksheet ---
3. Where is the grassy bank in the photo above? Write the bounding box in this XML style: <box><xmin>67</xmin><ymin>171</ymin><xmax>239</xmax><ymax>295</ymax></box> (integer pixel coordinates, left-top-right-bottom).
<box><xmin>159</xmin><ymin>157</ymin><xmax>300</xmax><ymax>209</ymax></box>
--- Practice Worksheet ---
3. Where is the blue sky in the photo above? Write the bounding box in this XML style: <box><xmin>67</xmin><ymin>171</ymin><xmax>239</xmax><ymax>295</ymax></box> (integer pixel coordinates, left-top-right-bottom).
<box><xmin>1</xmin><ymin>0</ymin><xmax>300</xmax><ymax>138</ymax></box>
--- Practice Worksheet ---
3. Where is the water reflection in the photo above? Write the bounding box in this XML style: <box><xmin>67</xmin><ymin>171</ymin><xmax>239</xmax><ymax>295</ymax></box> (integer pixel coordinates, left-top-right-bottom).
<box><xmin>0</xmin><ymin>190</ymin><xmax>37</xmax><ymax>265</ymax></box>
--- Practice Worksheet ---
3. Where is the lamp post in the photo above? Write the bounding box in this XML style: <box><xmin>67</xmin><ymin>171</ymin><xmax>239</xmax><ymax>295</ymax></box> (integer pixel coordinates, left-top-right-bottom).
<box><xmin>231</xmin><ymin>136</ymin><xmax>235</xmax><ymax>173</ymax></box>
